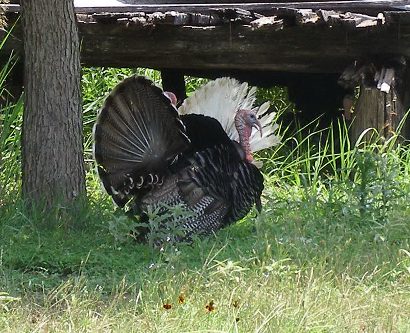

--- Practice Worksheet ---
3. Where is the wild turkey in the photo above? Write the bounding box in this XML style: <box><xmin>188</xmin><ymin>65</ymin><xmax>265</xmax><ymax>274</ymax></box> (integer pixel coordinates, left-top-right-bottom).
<box><xmin>93</xmin><ymin>76</ymin><xmax>279</xmax><ymax>242</ymax></box>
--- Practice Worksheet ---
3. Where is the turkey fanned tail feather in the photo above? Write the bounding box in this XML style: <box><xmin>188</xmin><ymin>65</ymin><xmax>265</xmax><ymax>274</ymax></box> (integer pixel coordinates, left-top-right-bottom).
<box><xmin>93</xmin><ymin>76</ymin><xmax>190</xmax><ymax>207</ymax></box>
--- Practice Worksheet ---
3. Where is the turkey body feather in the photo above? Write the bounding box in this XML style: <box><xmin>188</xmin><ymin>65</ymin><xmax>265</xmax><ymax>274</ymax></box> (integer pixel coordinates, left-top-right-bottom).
<box><xmin>94</xmin><ymin>76</ymin><xmax>277</xmax><ymax>242</ymax></box>
<box><xmin>138</xmin><ymin>144</ymin><xmax>263</xmax><ymax>242</ymax></box>
<box><xmin>93</xmin><ymin>76</ymin><xmax>190</xmax><ymax>207</ymax></box>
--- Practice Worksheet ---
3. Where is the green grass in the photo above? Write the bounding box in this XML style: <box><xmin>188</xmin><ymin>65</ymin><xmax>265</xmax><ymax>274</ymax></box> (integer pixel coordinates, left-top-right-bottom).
<box><xmin>1</xmin><ymin>65</ymin><xmax>410</xmax><ymax>332</ymax></box>
<box><xmin>0</xmin><ymin>174</ymin><xmax>409</xmax><ymax>332</ymax></box>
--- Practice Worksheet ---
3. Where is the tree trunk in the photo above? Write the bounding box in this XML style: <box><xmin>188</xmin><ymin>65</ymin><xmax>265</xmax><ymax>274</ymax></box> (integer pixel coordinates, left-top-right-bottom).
<box><xmin>21</xmin><ymin>0</ymin><xmax>85</xmax><ymax>206</ymax></box>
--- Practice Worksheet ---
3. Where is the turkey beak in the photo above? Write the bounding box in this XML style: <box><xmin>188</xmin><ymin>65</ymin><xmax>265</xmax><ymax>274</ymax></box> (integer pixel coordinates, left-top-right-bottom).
<box><xmin>253</xmin><ymin>119</ymin><xmax>263</xmax><ymax>138</ymax></box>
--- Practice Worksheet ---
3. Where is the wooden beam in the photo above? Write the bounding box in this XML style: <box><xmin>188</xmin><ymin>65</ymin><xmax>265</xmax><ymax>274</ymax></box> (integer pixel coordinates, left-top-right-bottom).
<box><xmin>2</xmin><ymin>2</ymin><xmax>410</xmax><ymax>74</ymax></box>
<box><xmin>75</xmin><ymin>22</ymin><xmax>410</xmax><ymax>73</ymax></box>
<box><xmin>74</xmin><ymin>1</ymin><xmax>410</xmax><ymax>16</ymax></box>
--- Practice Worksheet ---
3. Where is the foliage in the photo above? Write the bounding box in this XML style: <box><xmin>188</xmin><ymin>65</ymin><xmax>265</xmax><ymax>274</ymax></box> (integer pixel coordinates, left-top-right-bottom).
<box><xmin>0</xmin><ymin>167</ymin><xmax>409</xmax><ymax>331</ymax></box>
<box><xmin>0</xmin><ymin>31</ymin><xmax>20</xmax><ymax>199</ymax></box>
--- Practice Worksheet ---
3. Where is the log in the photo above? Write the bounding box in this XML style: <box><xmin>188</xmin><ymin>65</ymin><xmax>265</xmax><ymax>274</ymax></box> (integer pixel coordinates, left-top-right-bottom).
<box><xmin>2</xmin><ymin>6</ymin><xmax>410</xmax><ymax>74</ymax></box>
<box><xmin>2</xmin><ymin>1</ymin><xmax>410</xmax><ymax>73</ymax></box>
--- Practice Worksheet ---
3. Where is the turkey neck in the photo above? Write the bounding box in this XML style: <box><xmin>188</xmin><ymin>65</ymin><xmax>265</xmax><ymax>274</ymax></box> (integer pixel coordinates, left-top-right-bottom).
<box><xmin>235</xmin><ymin>118</ymin><xmax>253</xmax><ymax>162</ymax></box>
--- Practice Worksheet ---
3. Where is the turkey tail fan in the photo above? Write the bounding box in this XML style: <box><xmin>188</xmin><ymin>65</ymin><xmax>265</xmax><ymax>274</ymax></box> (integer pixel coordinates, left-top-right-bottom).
<box><xmin>93</xmin><ymin>76</ymin><xmax>190</xmax><ymax>207</ymax></box>
<box><xmin>178</xmin><ymin>77</ymin><xmax>280</xmax><ymax>154</ymax></box>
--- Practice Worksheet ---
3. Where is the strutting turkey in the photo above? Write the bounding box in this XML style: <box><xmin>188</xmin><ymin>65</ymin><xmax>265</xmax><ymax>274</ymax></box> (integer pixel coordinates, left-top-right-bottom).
<box><xmin>93</xmin><ymin>76</ymin><xmax>280</xmax><ymax>242</ymax></box>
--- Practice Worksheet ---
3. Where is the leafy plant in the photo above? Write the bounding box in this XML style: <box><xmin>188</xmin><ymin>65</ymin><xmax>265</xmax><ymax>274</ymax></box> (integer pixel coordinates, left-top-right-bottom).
<box><xmin>137</xmin><ymin>203</ymin><xmax>194</xmax><ymax>248</ymax></box>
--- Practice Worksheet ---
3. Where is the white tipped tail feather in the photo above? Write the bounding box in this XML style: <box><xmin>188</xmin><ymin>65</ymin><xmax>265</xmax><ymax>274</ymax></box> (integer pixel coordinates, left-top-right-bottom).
<box><xmin>178</xmin><ymin>77</ymin><xmax>280</xmax><ymax>154</ymax></box>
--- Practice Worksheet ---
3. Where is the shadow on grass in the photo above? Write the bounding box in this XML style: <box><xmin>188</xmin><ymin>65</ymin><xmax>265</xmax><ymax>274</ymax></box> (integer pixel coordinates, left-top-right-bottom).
<box><xmin>1</xmin><ymin>188</ymin><xmax>409</xmax><ymax>295</ymax></box>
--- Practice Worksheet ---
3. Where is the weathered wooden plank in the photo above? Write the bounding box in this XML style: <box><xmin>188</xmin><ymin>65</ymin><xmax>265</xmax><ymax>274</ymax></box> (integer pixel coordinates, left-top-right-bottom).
<box><xmin>295</xmin><ymin>9</ymin><xmax>320</xmax><ymax>25</ymax></box>
<box><xmin>250</xmin><ymin>16</ymin><xmax>283</xmax><ymax>29</ymax></box>
<box><xmin>74</xmin><ymin>21</ymin><xmax>410</xmax><ymax>73</ymax></box>
<box><xmin>2</xmin><ymin>13</ymin><xmax>410</xmax><ymax>73</ymax></box>
<box><xmin>83</xmin><ymin>9</ymin><xmax>386</xmax><ymax>28</ymax></box>
<box><xmin>2</xmin><ymin>2</ymin><xmax>410</xmax><ymax>74</ymax></box>
<box><xmin>319</xmin><ymin>10</ymin><xmax>383</xmax><ymax>29</ymax></box>
<box><xmin>89</xmin><ymin>8</ymin><xmax>263</xmax><ymax>26</ymax></box>
<box><xmin>71</xmin><ymin>1</ymin><xmax>410</xmax><ymax>16</ymax></box>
